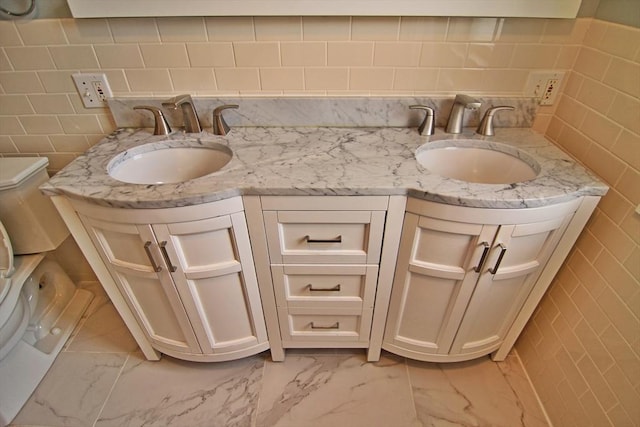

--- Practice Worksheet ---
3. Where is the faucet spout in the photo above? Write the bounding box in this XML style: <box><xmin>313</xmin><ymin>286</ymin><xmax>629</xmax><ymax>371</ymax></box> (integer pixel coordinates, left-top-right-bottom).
<box><xmin>445</xmin><ymin>94</ymin><xmax>481</xmax><ymax>134</ymax></box>
<box><xmin>162</xmin><ymin>94</ymin><xmax>202</xmax><ymax>133</ymax></box>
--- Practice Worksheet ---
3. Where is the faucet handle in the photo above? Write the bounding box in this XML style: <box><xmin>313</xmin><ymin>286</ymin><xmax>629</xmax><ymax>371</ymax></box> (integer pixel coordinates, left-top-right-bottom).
<box><xmin>476</xmin><ymin>106</ymin><xmax>514</xmax><ymax>136</ymax></box>
<box><xmin>213</xmin><ymin>104</ymin><xmax>239</xmax><ymax>136</ymax></box>
<box><xmin>133</xmin><ymin>105</ymin><xmax>171</xmax><ymax>136</ymax></box>
<box><xmin>409</xmin><ymin>105</ymin><xmax>435</xmax><ymax>136</ymax></box>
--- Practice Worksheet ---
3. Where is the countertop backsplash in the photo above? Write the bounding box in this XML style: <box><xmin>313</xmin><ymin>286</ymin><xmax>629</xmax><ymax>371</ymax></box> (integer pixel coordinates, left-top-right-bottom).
<box><xmin>108</xmin><ymin>96</ymin><xmax>538</xmax><ymax>129</ymax></box>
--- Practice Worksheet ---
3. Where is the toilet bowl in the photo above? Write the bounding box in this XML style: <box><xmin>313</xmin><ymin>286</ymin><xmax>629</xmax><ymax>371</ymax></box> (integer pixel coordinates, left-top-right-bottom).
<box><xmin>0</xmin><ymin>158</ymin><xmax>93</xmax><ymax>426</ymax></box>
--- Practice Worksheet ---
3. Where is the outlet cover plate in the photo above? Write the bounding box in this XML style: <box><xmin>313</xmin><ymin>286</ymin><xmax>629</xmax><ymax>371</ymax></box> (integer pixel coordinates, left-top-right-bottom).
<box><xmin>72</xmin><ymin>73</ymin><xmax>112</xmax><ymax>109</ymax></box>
<box><xmin>524</xmin><ymin>71</ymin><xmax>565</xmax><ymax>105</ymax></box>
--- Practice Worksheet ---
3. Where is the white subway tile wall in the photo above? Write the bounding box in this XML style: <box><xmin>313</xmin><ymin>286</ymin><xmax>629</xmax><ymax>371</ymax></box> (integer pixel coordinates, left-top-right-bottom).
<box><xmin>517</xmin><ymin>19</ymin><xmax>639</xmax><ymax>427</ymax></box>
<box><xmin>1</xmin><ymin>16</ymin><xmax>591</xmax><ymax>171</ymax></box>
<box><xmin>0</xmin><ymin>16</ymin><xmax>637</xmax><ymax>427</ymax></box>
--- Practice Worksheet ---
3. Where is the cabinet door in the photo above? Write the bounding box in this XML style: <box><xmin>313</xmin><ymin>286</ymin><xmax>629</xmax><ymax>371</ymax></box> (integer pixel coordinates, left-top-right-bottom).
<box><xmin>154</xmin><ymin>212</ymin><xmax>268</xmax><ymax>357</ymax></box>
<box><xmin>450</xmin><ymin>213</ymin><xmax>573</xmax><ymax>356</ymax></box>
<box><xmin>79</xmin><ymin>216</ymin><xmax>201</xmax><ymax>354</ymax></box>
<box><xmin>383</xmin><ymin>213</ymin><xmax>498</xmax><ymax>357</ymax></box>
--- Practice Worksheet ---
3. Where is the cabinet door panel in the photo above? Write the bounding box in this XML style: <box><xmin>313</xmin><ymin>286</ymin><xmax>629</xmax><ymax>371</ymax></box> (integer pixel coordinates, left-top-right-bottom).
<box><xmin>187</xmin><ymin>273</ymin><xmax>258</xmax><ymax>351</ymax></box>
<box><xmin>79</xmin><ymin>216</ymin><xmax>200</xmax><ymax>354</ymax></box>
<box><xmin>85</xmin><ymin>220</ymin><xmax>157</xmax><ymax>271</ymax></box>
<box><xmin>165</xmin><ymin>216</ymin><xmax>237</xmax><ymax>271</ymax></box>
<box><xmin>490</xmin><ymin>217</ymin><xmax>566</xmax><ymax>274</ymax></box>
<box><xmin>113</xmin><ymin>270</ymin><xmax>194</xmax><ymax>351</ymax></box>
<box><xmin>450</xmin><ymin>214</ymin><xmax>574</xmax><ymax>356</ymax></box>
<box><xmin>413</xmin><ymin>216</ymin><xmax>485</xmax><ymax>268</ymax></box>
<box><xmin>393</xmin><ymin>273</ymin><xmax>461</xmax><ymax>352</ymax></box>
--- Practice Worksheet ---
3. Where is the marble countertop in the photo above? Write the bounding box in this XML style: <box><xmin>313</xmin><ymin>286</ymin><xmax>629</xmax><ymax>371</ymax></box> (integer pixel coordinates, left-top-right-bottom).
<box><xmin>42</xmin><ymin>126</ymin><xmax>607</xmax><ymax>209</ymax></box>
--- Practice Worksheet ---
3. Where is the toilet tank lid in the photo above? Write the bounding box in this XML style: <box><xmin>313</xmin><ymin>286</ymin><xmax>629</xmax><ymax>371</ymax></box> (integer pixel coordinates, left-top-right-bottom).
<box><xmin>0</xmin><ymin>157</ymin><xmax>49</xmax><ymax>190</ymax></box>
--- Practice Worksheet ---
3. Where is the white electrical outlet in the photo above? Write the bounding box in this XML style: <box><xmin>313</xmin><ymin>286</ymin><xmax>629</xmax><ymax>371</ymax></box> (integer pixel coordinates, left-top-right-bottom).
<box><xmin>524</xmin><ymin>71</ymin><xmax>565</xmax><ymax>106</ymax></box>
<box><xmin>72</xmin><ymin>73</ymin><xmax>113</xmax><ymax>108</ymax></box>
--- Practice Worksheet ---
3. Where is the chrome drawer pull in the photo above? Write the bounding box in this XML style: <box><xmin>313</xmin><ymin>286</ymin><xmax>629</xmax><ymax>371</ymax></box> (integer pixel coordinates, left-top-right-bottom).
<box><xmin>308</xmin><ymin>284</ymin><xmax>341</xmax><ymax>292</ymax></box>
<box><xmin>143</xmin><ymin>241</ymin><xmax>162</xmax><ymax>272</ymax></box>
<box><xmin>159</xmin><ymin>241</ymin><xmax>177</xmax><ymax>273</ymax></box>
<box><xmin>304</xmin><ymin>235</ymin><xmax>342</xmax><ymax>244</ymax></box>
<box><xmin>310</xmin><ymin>322</ymin><xmax>340</xmax><ymax>330</ymax></box>
<box><xmin>473</xmin><ymin>241</ymin><xmax>490</xmax><ymax>273</ymax></box>
<box><xmin>488</xmin><ymin>244</ymin><xmax>508</xmax><ymax>274</ymax></box>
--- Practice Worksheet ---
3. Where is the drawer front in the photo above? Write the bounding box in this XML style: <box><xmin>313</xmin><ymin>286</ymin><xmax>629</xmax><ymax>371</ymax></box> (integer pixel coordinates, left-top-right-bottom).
<box><xmin>271</xmin><ymin>264</ymin><xmax>378</xmax><ymax>309</ymax></box>
<box><xmin>264</xmin><ymin>210</ymin><xmax>385</xmax><ymax>264</ymax></box>
<box><xmin>278</xmin><ymin>307</ymin><xmax>372</xmax><ymax>344</ymax></box>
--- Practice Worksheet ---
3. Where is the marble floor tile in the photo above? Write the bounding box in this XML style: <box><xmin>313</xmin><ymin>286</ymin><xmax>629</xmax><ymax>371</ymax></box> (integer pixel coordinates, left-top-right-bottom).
<box><xmin>256</xmin><ymin>352</ymin><xmax>421</xmax><ymax>427</ymax></box>
<box><xmin>65</xmin><ymin>301</ymin><xmax>138</xmax><ymax>354</ymax></box>
<box><xmin>11</xmin><ymin>352</ymin><xmax>127</xmax><ymax>427</ymax></box>
<box><xmin>95</xmin><ymin>352</ymin><xmax>264</xmax><ymax>427</ymax></box>
<box><xmin>408</xmin><ymin>356</ymin><xmax>547</xmax><ymax>427</ymax></box>
<box><xmin>9</xmin><ymin>282</ymin><xmax>549</xmax><ymax>427</ymax></box>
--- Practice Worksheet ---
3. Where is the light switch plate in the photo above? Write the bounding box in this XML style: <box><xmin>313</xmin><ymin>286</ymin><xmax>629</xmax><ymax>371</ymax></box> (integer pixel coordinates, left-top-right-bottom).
<box><xmin>72</xmin><ymin>73</ymin><xmax>112</xmax><ymax>109</ymax></box>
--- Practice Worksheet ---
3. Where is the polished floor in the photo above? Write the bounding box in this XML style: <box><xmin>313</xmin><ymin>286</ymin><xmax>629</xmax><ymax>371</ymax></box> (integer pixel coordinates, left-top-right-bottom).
<box><xmin>10</xmin><ymin>282</ymin><xmax>549</xmax><ymax>427</ymax></box>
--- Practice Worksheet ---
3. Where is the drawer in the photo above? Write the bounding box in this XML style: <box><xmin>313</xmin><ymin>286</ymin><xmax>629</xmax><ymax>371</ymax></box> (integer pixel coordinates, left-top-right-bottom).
<box><xmin>271</xmin><ymin>264</ymin><xmax>378</xmax><ymax>309</ymax></box>
<box><xmin>278</xmin><ymin>307</ymin><xmax>373</xmax><ymax>345</ymax></box>
<box><xmin>263</xmin><ymin>210</ymin><xmax>385</xmax><ymax>264</ymax></box>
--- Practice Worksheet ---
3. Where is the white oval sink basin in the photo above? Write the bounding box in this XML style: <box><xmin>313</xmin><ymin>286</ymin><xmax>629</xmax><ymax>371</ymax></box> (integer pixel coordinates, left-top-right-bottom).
<box><xmin>108</xmin><ymin>143</ymin><xmax>232</xmax><ymax>184</ymax></box>
<box><xmin>416</xmin><ymin>140</ymin><xmax>539</xmax><ymax>184</ymax></box>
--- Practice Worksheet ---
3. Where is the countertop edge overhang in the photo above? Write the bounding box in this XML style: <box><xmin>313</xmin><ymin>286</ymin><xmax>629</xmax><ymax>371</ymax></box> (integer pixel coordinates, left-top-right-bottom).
<box><xmin>41</xmin><ymin>126</ymin><xmax>608</xmax><ymax>210</ymax></box>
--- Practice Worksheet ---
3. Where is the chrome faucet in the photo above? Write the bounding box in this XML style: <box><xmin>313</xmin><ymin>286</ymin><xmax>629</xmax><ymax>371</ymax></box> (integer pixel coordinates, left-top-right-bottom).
<box><xmin>162</xmin><ymin>94</ymin><xmax>202</xmax><ymax>133</ymax></box>
<box><xmin>445</xmin><ymin>94</ymin><xmax>481</xmax><ymax>134</ymax></box>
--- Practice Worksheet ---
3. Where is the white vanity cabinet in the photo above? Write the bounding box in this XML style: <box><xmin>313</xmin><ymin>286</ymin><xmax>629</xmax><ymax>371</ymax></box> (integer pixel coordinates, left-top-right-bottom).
<box><xmin>244</xmin><ymin>196</ymin><xmax>406</xmax><ymax>361</ymax></box>
<box><xmin>383</xmin><ymin>197</ymin><xmax>594</xmax><ymax>363</ymax></box>
<box><xmin>69</xmin><ymin>197</ymin><xmax>269</xmax><ymax>362</ymax></box>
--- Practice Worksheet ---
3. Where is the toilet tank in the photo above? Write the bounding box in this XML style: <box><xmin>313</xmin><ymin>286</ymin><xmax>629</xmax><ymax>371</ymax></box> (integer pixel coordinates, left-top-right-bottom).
<box><xmin>0</xmin><ymin>158</ymin><xmax>69</xmax><ymax>254</ymax></box>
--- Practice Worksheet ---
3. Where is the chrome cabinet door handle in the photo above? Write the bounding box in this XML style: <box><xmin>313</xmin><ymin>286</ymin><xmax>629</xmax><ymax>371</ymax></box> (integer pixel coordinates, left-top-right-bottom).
<box><xmin>308</xmin><ymin>284</ymin><xmax>341</xmax><ymax>292</ymax></box>
<box><xmin>143</xmin><ymin>241</ymin><xmax>162</xmax><ymax>272</ymax></box>
<box><xmin>159</xmin><ymin>241</ymin><xmax>177</xmax><ymax>272</ymax></box>
<box><xmin>488</xmin><ymin>244</ymin><xmax>508</xmax><ymax>274</ymax></box>
<box><xmin>473</xmin><ymin>241</ymin><xmax>490</xmax><ymax>273</ymax></box>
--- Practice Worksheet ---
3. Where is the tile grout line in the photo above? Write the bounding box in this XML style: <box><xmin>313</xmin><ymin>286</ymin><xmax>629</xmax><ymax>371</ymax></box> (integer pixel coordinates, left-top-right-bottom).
<box><xmin>251</xmin><ymin>354</ymin><xmax>269</xmax><ymax>427</ymax></box>
<box><xmin>403</xmin><ymin>356</ymin><xmax>420</xmax><ymax>423</ymax></box>
<box><xmin>512</xmin><ymin>349</ymin><xmax>554</xmax><ymax>427</ymax></box>
<box><xmin>92</xmin><ymin>351</ymin><xmax>132</xmax><ymax>427</ymax></box>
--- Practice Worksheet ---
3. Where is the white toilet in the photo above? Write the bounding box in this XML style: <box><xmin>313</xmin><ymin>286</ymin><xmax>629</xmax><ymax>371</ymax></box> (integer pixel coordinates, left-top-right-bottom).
<box><xmin>0</xmin><ymin>157</ymin><xmax>93</xmax><ymax>426</ymax></box>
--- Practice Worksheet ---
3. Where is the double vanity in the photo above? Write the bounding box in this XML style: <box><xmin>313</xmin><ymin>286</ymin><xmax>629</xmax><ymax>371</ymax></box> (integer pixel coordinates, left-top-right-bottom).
<box><xmin>42</xmin><ymin>97</ymin><xmax>607</xmax><ymax>364</ymax></box>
